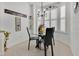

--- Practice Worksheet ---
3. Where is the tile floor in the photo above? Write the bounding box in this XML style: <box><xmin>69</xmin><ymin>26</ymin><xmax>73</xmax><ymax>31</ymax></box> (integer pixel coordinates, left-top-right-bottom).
<box><xmin>4</xmin><ymin>40</ymin><xmax>73</xmax><ymax>56</ymax></box>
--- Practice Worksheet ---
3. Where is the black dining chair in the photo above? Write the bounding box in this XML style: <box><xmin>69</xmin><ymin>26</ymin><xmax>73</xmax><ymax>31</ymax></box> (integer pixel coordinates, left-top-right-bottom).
<box><xmin>26</xmin><ymin>27</ymin><xmax>39</xmax><ymax>50</ymax></box>
<box><xmin>43</xmin><ymin>27</ymin><xmax>55</xmax><ymax>56</ymax></box>
<box><xmin>52</xmin><ymin>27</ymin><xmax>55</xmax><ymax>45</ymax></box>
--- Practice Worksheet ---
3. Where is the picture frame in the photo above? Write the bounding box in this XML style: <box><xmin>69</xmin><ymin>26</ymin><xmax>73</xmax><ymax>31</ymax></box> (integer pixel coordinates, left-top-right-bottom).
<box><xmin>15</xmin><ymin>16</ymin><xmax>21</xmax><ymax>32</ymax></box>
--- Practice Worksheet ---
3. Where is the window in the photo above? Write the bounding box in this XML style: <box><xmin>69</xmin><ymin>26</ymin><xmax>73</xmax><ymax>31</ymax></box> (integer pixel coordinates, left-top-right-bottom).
<box><xmin>45</xmin><ymin>10</ymin><xmax>49</xmax><ymax>20</ymax></box>
<box><xmin>36</xmin><ymin>8</ymin><xmax>58</xmax><ymax>33</ymax></box>
<box><xmin>37</xmin><ymin>9</ymin><xmax>43</xmax><ymax>33</ymax></box>
<box><xmin>51</xmin><ymin>20</ymin><xmax>57</xmax><ymax>30</ymax></box>
<box><xmin>44</xmin><ymin>20</ymin><xmax>49</xmax><ymax>28</ymax></box>
<box><xmin>44</xmin><ymin>9</ymin><xmax>50</xmax><ymax>28</ymax></box>
<box><xmin>60</xmin><ymin>5</ymin><xmax>66</xmax><ymax>32</ymax></box>
<box><xmin>51</xmin><ymin>8</ymin><xmax>57</xmax><ymax>31</ymax></box>
<box><xmin>51</xmin><ymin>9</ymin><xmax>57</xmax><ymax>19</ymax></box>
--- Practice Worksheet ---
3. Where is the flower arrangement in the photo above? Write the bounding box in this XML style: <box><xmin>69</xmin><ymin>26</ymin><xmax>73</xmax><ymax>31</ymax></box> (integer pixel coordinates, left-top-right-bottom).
<box><xmin>38</xmin><ymin>24</ymin><xmax>45</xmax><ymax>34</ymax></box>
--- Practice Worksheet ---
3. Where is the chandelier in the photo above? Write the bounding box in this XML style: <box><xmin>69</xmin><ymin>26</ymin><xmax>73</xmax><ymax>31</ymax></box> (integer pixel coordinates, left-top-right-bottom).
<box><xmin>37</xmin><ymin>2</ymin><xmax>45</xmax><ymax>17</ymax></box>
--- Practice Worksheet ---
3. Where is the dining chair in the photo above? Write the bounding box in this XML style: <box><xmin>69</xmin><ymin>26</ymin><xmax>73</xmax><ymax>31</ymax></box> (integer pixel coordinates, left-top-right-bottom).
<box><xmin>52</xmin><ymin>27</ymin><xmax>55</xmax><ymax>45</ymax></box>
<box><xmin>26</xmin><ymin>27</ymin><xmax>39</xmax><ymax>50</ymax></box>
<box><xmin>43</xmin><ymin>27</ymin><xmax>55</xmax><ymax>56</ymax></box>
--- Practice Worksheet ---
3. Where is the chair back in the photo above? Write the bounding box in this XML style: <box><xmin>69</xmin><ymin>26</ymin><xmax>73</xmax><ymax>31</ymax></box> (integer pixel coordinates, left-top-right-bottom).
<box><xmin>26</xmin><ymin>27</ymin><xmax>31</xmax><ymax>38</ymax></box>
<box><xmin>52</xmin><ymin>27</ymin><xmax>55</xmax><ymax>37</ymax></box>
<box><xmin>45</xmin><ymin>27</ymin><xmax>55</xmax><ymax>46</ymax></box>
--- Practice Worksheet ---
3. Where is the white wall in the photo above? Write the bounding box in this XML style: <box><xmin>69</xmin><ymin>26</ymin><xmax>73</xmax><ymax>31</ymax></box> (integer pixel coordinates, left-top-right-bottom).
<box><xmin>0</xmin><ymin>2</ymin><xmax>5</xmax><ymax>56</ymax></box>
<box><xmin>1</xmin><ymin>2</ymin><xmax>30</xmax><ymax>48</ymax></box>
<box><xmin>70</xmin><ymin>2</ymin><xmax>79</xmax><ymax>55</ymax></box>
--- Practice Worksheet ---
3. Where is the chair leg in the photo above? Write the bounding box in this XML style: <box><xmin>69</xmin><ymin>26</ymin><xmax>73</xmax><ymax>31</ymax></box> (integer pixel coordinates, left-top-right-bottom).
<box><xmin>53</xmin><ymin>37</ymin><xmax>55</xmax><ymax>45</ymax></box>
<box><xmin>39</xmin><ymin>43</ymin><xmax>41</xmax><ymax>50</ymax></box>
<box><xmin>28</xmin><ymin>40</ymin><xmax>30</xmax><ymax>50</ymax></box>
<box><xmin>35</xmin><ymin>39</ymin><xmax>39</xmax><ymax>48</ymax></box>
<box><xmin>51</xmin><ymin>43</ymin><xmax>54</xmax><ymax>56</ymax></box>
<box><xmin>44</xmin><ymin>43</ymin><xmax>47</xmax><ymax>56</ymax></box>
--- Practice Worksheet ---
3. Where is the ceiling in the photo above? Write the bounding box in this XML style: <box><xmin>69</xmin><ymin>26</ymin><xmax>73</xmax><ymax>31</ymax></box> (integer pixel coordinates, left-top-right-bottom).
<box><xmin>29</xmin><ymin>2</ymin><xmax>55</xmax><ymax>8</ymax></box>
<box><xmin>28</xmin><ymin>2</ymin><xmax>61</xmax><ymax>9</ymax></box>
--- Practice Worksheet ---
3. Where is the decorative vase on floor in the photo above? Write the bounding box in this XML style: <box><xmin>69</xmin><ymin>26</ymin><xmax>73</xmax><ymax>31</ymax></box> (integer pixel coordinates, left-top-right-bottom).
<box><xmin>4</xmin><ymin>32</ymin><xmax>10</xmax><ymax>51</ymax></box>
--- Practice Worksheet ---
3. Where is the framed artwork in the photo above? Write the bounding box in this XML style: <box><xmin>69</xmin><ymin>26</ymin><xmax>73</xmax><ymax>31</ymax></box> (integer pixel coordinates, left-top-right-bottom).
<box><xmin>74</xmin><ymin>2</ymin><xmax>79</xmax><ymax>13</ymax></box>
<box><xmin>15</xmin><ymin>16</ymin><xmax>21</xmax><ymax>31</ymax></box>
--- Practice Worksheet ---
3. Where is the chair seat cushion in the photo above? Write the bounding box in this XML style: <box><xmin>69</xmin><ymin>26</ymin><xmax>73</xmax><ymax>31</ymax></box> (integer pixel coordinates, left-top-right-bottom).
<box><xmin>30</xmin><ymin>37</ymin><xmax>39</xmax><ymax>40</ymax></box>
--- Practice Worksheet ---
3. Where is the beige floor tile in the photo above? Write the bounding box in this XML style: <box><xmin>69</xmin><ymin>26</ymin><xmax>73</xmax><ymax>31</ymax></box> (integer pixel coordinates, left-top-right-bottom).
<box><xmin>4</xmin><ymin>40</ymin><xmax>73</xmax><ymax>56</ymax></box>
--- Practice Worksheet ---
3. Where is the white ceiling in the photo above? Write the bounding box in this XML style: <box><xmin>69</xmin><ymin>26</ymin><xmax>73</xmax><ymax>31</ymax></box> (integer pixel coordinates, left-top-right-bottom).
<box><xmin>28</xmin><ymin>2</ymin><xmax>61</xmax><ymax>9</ymax></box>
<box><xmin>28</xmin><ymin>2</ymin><xmax>54</xmax><ymax>8</ymax></box>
